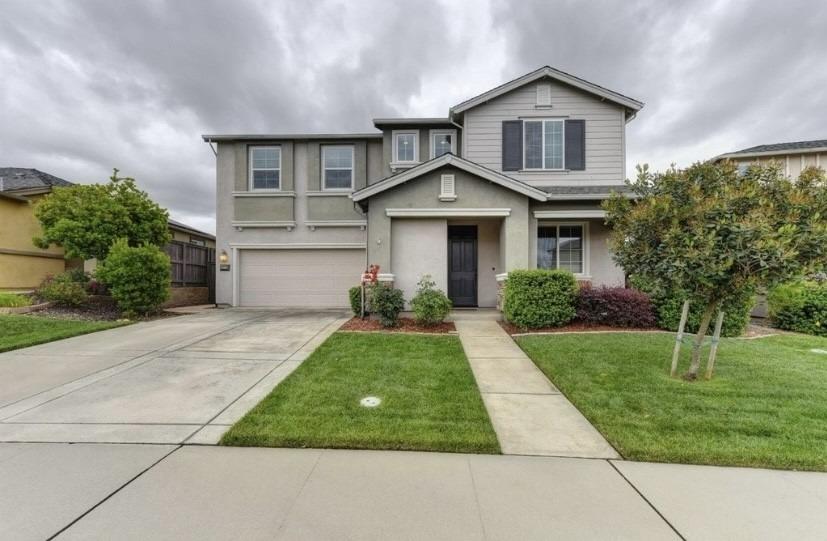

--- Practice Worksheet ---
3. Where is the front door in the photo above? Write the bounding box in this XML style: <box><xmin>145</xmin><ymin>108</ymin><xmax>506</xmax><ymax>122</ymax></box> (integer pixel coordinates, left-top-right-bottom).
<box><xmin>448</xmin><ymin>225</ymin><xmax>477</xmax><ymax>307</ymax></box>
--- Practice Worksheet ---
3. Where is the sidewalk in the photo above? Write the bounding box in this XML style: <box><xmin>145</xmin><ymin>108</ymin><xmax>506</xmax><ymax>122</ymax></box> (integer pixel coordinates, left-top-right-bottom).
<box><xmin>454</xmin><ymin>316</ymin><xmax>618</xmax><ymax>458</ymax></box>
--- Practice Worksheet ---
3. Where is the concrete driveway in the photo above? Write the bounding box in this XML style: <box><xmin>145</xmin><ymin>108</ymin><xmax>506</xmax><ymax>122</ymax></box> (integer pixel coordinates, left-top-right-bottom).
<box><xmin>0</xmin><ymin>308</ymin><xmax>349</xmax><ymax>445</ymax></box>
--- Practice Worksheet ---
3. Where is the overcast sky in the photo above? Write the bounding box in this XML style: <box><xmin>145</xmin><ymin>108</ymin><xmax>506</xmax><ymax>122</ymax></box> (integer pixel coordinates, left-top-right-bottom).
<box><xmin>2</xmin><ymin>0</ymin><xmax>826</xmax><ymax>234</ymax></box>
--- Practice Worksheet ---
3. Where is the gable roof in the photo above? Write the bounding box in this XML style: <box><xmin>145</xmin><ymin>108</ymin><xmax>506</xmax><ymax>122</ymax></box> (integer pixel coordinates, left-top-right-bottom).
<box><xmin>350</xmin><ymin>153</ymin><xmax>548</xmax><ymax>203</ymax></box>
<box><xmin>716</xmin><ymin>139</ymin><xmax>827</xmax><ymax>160</ymax></box>
<box><xmin>0</xmin><ymin>168</ymin><xmax>74</xmax><ymax>192</ymax></box>
<box><xmin>450</xmin><ymin>66</ymin><xmax>644</xmax><ymax>119</ymax></box>
<box><xmin>168</xmin><ymin>218</ymin><xmax>215</xmax><ymax>240</ymax></box>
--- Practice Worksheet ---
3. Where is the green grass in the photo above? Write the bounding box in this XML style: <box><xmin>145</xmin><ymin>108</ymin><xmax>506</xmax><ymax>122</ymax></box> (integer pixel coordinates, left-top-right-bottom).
<box><xmin>0</xmin><ymin>315</ymin><xmax>126</xmax><ymax>353</ymax></box>
<box><xmin>221</xmin><ymin>332</ymin><xmax>500</xmax><ymax>454</ymax></box>
<box><xmin>0</xmin><ymin>293</ymin><xmax>31</xmax><ymax>308</ymax></box>
<box><xmin>517</xmin><ymin>332</ymin><xmax>827</xmax><ymax>471</ymax></box>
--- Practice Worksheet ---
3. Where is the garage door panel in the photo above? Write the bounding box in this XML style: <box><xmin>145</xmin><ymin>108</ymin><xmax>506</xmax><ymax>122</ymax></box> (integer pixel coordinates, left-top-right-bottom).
<box><xmin>239</xmin><ymin>249</ymin><xmax>364</xmax><ymax>307</ymax></box>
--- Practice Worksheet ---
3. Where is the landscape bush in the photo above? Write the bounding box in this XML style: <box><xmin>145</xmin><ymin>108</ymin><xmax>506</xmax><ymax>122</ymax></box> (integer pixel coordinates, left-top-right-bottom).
<box><xmin>369</xmin><ymin>283</ymin><xmax>405</xmax><ymax>327</ymax></box>
<box><xmin>36</xmin><ymin>272</ymin><xmax>88</xmax><ymax>306</ymax></box>
<box><xmin>768</xmin><ymin>280</ymin><xmax>827</xmax><ymax>336</ymax></box>
<box><xmin>503</xmin><ymin>269</ymin><xmax>577</xmax><ymax>329</ymax></box>
<box><xmin>0</xmin><ymin>292</ymin><xmax>32</xmax><ymax>308</ymax></box>
<box><xmin>96</xmin><ymin>239</ymin><xmax>170</xmax><ymax>317</ymax></box>
<box><xmin>348</xmin><ymin>286</ymin><xmax>363</xmax><ymax>316</ymax></box>
<box><xmin>631</xmin><ymin>276</ymin><xmax>754</xmax><ymax>337</ymax></box>
<box><xmin>576</xmin><ymin>286</ymin><xmax>656</xmax><ymax>328</ymax></box>
<box><xmin>410</xmin><ymin>275</ymin><xmax>452</xmax><ymax>325</ymax></box>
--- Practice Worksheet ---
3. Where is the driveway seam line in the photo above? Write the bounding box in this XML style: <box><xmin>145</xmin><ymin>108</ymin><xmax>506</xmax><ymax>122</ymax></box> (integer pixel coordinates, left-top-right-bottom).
<box><xmin>273</xmin><ymin>449</ymin><xmax>325</xmax><ymax>538</ymax></box>
<box><xmin>45</xmin><ymin>444</ymin><xmax>183</xmax><ymax>540</ymax></box>
<box><xmin>0</xmin><ymin>312</ymin><xmax>272</xmax><ymax>423</ymax></box>
<box><xmin>607</xmin><ymin>460</ymin><xmax>686</xmax><ymax>540</ymax></box>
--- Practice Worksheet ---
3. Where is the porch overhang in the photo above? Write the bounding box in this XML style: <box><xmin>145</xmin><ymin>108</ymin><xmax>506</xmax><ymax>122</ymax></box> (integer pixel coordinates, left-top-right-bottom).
<box><xmin>533</xmin><ymin>209</ymin><xmax>606</xmax><ymax>219</ymax></box>
<box><xmin>386</xmin><ymin>208</ymin><xmax>511</xmax><ymax>218</ymax></box>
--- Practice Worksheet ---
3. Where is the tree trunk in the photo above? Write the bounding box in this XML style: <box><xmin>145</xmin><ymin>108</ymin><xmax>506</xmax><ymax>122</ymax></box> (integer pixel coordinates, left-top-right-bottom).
<box><xmin>685</xmin><ymin>301</ymin><xmax>717</xmax><ymax>380</ymax></box>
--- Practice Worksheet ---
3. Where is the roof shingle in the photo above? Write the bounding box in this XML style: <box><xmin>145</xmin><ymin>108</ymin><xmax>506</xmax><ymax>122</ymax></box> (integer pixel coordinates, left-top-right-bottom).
<box><xmin>728</xmin><ymin>139</ymin><xmax>827</xmax><ymax>155</ymax></box>
<box><xmin>0</xmin><ymin>168</ymin><xmax>74</xmax><ymax>192</ymax></box>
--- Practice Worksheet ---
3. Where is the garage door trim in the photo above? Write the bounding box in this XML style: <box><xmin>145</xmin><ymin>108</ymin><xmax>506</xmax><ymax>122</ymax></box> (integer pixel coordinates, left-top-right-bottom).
<box><xmin>231</xmin><ymin>243</ymin><xmax>366</xmax><ymax>307</ymax></box>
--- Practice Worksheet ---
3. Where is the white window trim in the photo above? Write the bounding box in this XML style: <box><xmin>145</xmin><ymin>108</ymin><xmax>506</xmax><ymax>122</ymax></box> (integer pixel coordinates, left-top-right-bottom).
<box><xmin>248</xmin><ymin>146</ymin><xmax>281</xmax><ymax>191</ymax></box>
<box><xmin>536</xmin><ymin>221</ymin><xmax>589</xmax><ymax>277</ymax></box>
<box><xmin>391</xmin><ymin>130</ymin><xmax>419</xmax><ymax>165</ymax></box>
<box><xmin>322</xmin><ymin>145</ymin><xmax>355</xmax><ymax>191</ymax></box>
<box><xmin>429</xmin><ymin>129</ymin><xmax>457</xmax><ymax>159</ymax></box>
<box><xmin>523</xmin><ymin>119</ymin><xmax>565</xmax><ymax>171</ymax></box>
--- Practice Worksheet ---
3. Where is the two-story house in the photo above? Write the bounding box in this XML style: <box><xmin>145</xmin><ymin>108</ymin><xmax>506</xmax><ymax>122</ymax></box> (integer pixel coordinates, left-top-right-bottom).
<box><xmin>204</xmin><ymin>66</ymin><xmax>644</xmax><ymax>308</ymax></box>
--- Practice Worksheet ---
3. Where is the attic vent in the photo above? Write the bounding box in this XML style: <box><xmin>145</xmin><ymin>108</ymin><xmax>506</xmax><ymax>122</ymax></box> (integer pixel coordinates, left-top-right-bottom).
<box><xmin>536</xmin><ymin>83</ymin><xmax>552</xmax><ymax>107</ymax></box>
<box><xmin>439</xmin><ymin>174</ymin><xmax>456</xmax><ymax>201</ymax></box>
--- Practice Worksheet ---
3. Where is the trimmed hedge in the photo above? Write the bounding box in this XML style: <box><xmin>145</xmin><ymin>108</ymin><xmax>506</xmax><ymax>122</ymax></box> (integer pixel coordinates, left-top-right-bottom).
<box><xmin>410</xmin><ymin>276</ymin><xmax>452</xmax><ymax>326</ymax></box>
<box><xmin>97</xmin><ymin>239</ymin><xmax>171</xmax><ymax>317</ymax></box>
<box><xmin>576</xmin><ymin>286</ymin><xmax>656</xmax><ymax>328</ymax></box>
<box><xmin>768</xmin><ymin>280</ymin><xmax>827</xmax><ymax>336</ymax></box>
<box><xmin>370</xmin><ymin>284</ymin><xmax>405</xmax><ymax>327</ymax></box>
<box><xmin>631</xmin><ymin>276</ymin><xmax>755</xmax><ymax>337</ymax></box>
<box><xmin>503</xmin><ymin>269</ymin><xmax>577</xmax><ymax>329</ymax></box>
<box><xmin>349</xmin><ymin>286</ymin><xmax>363</xmax><ymax>316</ymax></box>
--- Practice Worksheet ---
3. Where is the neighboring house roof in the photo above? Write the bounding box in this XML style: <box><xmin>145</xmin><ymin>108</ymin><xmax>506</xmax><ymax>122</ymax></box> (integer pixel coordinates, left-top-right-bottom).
<box><xmin>168</xmin><ymin>218</ymin><xmax>215</xmax><ymax>240</ymax></box>
<box><xmin>350</xmin><ymin>153</ymin><xmax>548</xmax><ymax>203</ymax></box>
<box><xmin>449</xmin><ymin>66</ymin><xmax>645</xmax><ymax>118</ymax></box>
<box><xmin>539</xmin><ymin>185</ymin><xmax>635</xmax><ymax>200</ymax></box>
<box><xmin>0</xmin><ymin>168</ymin><xmax>74</xmax><ymax>192</ymax></box>
<box><xmin>201</xmin><ymin>133</ymin><xmax>382</xmax><ymax>142</ymax></box>
<box><xmin>715</xmin><ymin>139</ymin><xmax>827</xmax><ymax>160</ymax></box>
<box><xmin>0</xmin><ymin>191</ymin><xmax>30</xmax><ymax>203</ymax></box>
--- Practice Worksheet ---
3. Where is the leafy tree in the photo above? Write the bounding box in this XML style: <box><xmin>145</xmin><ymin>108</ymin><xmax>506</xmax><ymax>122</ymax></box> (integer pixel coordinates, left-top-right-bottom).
<box><xmin>605</xmin><ymin>161</ymin><xmax>827</xmax><ymax>379</ymax></box>
<box><xmin>34</xmin><ymin>169</ymin><xmax>170</xmax><ymax>260</ymax></box>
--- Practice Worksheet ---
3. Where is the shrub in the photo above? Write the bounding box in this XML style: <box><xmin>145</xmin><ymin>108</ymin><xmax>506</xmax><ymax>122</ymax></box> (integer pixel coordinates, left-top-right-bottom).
<box><xmin>576</xmin><ymin>286</ymin><xmax>656</xmax><ymax>328</ymax></box>
<box><xmin>348</xmin><ymin>285</ymin><xmax>372</xmax><ymax>317</ymax></box>
<box><xmin>0</xmin><ymin>292</ymin><xmax>32</xmax><ymax>308</ymax></box>
<box><xmin>410</xmin><ymin>275</ymin><xmax>452</xmax><ymax>326</ymax></box>
<box><xmin>768</xmin><ymin>280</ymin><xmax>827</xmax><ymax>336</ymax></box>
<box><xmin>631</xmin><ymin>276</ymin><xmax>754</xmax><ymax>337</ymax></box>
<box><xmin>97</xmin><ymin>239</ymin><xmax>171</xmax><ymax>317</ymax></box>
<box><xmin>503</xmin><ymin>269</ymin><xmax>577</xmax><ymax>329</ymax></box>
<box><xmin>370</xmin><ymin>283</ymin><xmax>405</xmax><ymax>327</ymax></box>
<box><xmin>36</xmin><ymin>273</ymin><xmax>88</xmax><ymax>306</ymax></box>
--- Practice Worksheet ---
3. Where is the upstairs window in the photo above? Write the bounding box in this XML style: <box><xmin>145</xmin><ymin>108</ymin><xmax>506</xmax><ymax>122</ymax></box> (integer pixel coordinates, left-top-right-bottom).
<box><xmin>431</xmin><ymin>130</ymin><xmax>456</xmax><ymax>158</ymax></box>
<box><xmin>537</xmin><ymin>224</ymin><xmax>584</xmax><ymax>274</ymax></box>
<box><xmin>393</xmin><ymin>131</ymin><xmax>418</xmax><ymax>163</ymax></box>
<box><xmin>249</xmin><ymin>146</ymin><xmax>280</xmax><ymax>190</ymax></box>
<box><xmin>322</xmin><ymin>145</ymin><xmax>354</xmax><ymax>190</ymax></box>
<box><xmin>524</xmin><ymin>119</ymin><xmax>564</xmax><ymax>170</ymax></box>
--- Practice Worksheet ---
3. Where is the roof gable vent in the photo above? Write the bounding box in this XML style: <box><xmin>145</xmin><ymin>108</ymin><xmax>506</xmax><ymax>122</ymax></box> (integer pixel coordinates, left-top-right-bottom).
<box><xmin>439</xmin><ymin>174</ymin><xmax>456</xmax><ymax>201</ymax></box>
<box><xmin>536</xmin><ymin>83</ymin><xmax>552</xmax><ymax>108</ymax></box>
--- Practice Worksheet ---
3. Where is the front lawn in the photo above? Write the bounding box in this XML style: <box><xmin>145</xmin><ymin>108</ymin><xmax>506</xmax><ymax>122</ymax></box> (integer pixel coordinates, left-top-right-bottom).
<box><xmin>0</xmin><ymin>314</ymin><xmax>126</xmax><ymax>353</ymax></box>
<box><xmin>221</xmin><ymin>332</ymin><xmax>500</xmax><ymax>454</ymax></box>
<box><xmin>517</xmin><ymin>332</ymin><xmax>827</xmax><ymax>471</ymax></box>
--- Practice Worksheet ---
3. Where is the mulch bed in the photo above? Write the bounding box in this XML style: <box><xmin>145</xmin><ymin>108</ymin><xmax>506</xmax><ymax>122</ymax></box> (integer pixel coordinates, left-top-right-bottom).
<box><xmin>499</xmin><ymin>320</ymin><xmax>662</xmax><ymax>335</ymax></box>
<box><xmin>22</xmin><ymin>303</ymin><xmax>180</xmax><ymax>322</ymax></box>
<box><xmin>340</xmin><ymin>317</ymin><xmax>456</xmax><ymax>334</ymax></box>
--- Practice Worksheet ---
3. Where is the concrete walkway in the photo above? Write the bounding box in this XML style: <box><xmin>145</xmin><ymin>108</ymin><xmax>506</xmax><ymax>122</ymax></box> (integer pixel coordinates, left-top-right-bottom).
<box><xmin>3</xmin><ymin>443</ymin><xmax>826</xmax><ymax>540</ymax></box>
<box><xmin>453</xmin><ymin>315</ymin><xmax>618</xmax><ymax>458</ymax></box>
<box><xmin>0</xmin><ymin>309</ymin><xmax>348</xmax><ymax>445</ymax></box>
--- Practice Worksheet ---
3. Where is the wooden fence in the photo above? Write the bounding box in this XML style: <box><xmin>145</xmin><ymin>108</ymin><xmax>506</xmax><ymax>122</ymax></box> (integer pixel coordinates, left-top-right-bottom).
<box><xmin>165</xmin><ymin>241</ymin><xmax>215</xmax><ymax>295</ymax></box>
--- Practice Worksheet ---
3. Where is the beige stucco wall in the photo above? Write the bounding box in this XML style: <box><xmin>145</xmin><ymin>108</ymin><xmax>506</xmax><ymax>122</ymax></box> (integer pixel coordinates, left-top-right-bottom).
<box><xmin>0</xmin><ymin>194</ymin><xmax>67</xmax><ymax>290</ymax></box>
<box><xmin>391</xmin><ymin>219</ymin><xmax>448</xmax><ymax>307</ymax></box>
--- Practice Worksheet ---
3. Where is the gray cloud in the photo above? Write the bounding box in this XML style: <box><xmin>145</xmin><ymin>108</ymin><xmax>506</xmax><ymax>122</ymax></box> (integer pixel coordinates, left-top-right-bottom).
<box><xmin>2</xmin><ymin>0</ymin><xmax>826</xmax><ymax>234</ymax></box>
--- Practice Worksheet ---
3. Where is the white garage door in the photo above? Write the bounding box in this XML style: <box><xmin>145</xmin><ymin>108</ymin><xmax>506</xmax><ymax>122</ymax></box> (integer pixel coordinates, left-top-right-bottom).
<box><xmin>239</xmin><ymin>249</ymin><xmax>365</xmax><ymax>308</ymax></box>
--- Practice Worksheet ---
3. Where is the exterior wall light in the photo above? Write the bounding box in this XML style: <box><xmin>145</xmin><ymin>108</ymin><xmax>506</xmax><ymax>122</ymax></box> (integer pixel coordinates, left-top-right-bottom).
<box><xmin>219</xmin><ymin>250</ymin><xmax>230</xmax><ymax>271</ymax></box>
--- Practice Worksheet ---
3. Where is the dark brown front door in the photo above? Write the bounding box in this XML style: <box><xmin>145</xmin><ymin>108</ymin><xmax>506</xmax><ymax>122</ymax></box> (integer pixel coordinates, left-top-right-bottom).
<box><xmin>448</xmin><ymin>225</ymin><xmax>477</xmax><ymax>307</ymax></box>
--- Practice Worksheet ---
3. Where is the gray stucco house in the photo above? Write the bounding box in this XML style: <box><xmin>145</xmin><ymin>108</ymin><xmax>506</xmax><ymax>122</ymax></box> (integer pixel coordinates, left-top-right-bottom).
<box><xmin>204</xmin><ymin>66</ymin><xmax>644</xmax><ymax>308</ymax></box>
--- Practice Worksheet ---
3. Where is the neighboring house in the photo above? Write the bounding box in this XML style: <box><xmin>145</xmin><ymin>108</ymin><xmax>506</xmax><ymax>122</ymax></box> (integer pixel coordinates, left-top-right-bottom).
<box><xmin>0</xmin><ymin>168</ymin><xmax>215</xmax><ymax>302</ymax></box>
<box><xmin>204</xmin><ymin>66</ymin><xmax>644</xmax><ymax>308</ymax></box>
<box><xmin>0</xmin><ymin>168</ymin><xmax>76</xmax><ymax>290</ymax></box>
<box><xmin>714</xmin><ymin>139</ymin><xmax>827</xmax><ymax>177</ymax></box>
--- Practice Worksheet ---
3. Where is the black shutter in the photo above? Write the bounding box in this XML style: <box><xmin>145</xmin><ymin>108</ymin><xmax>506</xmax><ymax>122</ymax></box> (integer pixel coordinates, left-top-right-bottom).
<box><xmin>565</xmin><ymin>119</ymin><xmax>585</xmax><ymax>170</ymax></box>
<box><xmin>502</xmin><ymin>120</ymin><xmax>523</xmax><ymax>171</ymax></box>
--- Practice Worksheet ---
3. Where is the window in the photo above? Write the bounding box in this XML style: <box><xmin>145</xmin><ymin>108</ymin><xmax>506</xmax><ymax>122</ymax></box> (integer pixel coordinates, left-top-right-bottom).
<box><xmin>249</xmin><ymin>146</ymin><xmax>280</xmax><ymax>190</ymax></box>
<box><xmin>736</xmin><ymin>162</ymin><xmax>750</xmax><ymax>176</ymax></box>
<box><xmin>524</xmin><ymin>119</ymin><xmax>564</xmax><ymax>170</ymax></box>
<box><xmin>393</xmin><ymin>131</ymin><xmax>418</xmax><ymax>163</ymax></box>
<box><xmin>430</xmin><ymin>130</ymin><xmax>456</xmax><ymax>158</ymax></box>
<box><xmin>322</xmin><ymin>145</ymin><xmax>354</xmax><ymax>190</ymax></box>
<box><xmin>537</xmin><ymin>224</ymin><xmax>584</xmax><ymax>274</ymax></box>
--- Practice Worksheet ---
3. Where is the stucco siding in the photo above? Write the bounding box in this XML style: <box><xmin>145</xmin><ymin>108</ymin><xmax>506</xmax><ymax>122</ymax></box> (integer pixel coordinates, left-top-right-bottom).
<box><xmin>307</xmin><ymin>196</ymin><xmax>365</xmax><ymax>221</ymax></box>
<box><xmin>391</xmin><ymin>219</ymin><xmax>448</xmax><ymax>307</ymax></box>
<box><xmin>588</xmin><ymin>220</ymin><xmax>625</xmax><ymax>286</ymax></box>
<box><xmin>232</xmin><ymin>196</ymin><xmax>294</xmax><ymax>222</ymax></box>
<box><xmin>463</xmin><ymin>78</ymin><xmax>626</xmax><ymax>187</ymax></box>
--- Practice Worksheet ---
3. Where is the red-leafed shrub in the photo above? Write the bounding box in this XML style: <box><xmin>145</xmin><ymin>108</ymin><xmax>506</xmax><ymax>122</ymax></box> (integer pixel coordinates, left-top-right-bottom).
<box><xmin>576</xmin><ymin>286</ymin><xmax>656</xmax><ymax>328</ymax></box>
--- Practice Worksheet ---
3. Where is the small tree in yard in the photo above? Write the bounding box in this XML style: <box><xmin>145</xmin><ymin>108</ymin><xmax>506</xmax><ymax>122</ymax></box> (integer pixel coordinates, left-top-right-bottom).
<box><xmin>96</xmin><ymin>239</ymin><xmax>171</xmax><ymax>317</ymax></box>
<box><xmin>34</xmin><ymin>169</ymin><xmax>170</xmax><ymax>260</ymax></box>
<box><xmin>604</xmin><ymin>161</ymin><xmax>827</xmax><ymax>379</ymax></box>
